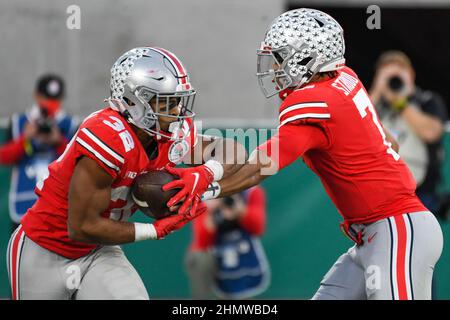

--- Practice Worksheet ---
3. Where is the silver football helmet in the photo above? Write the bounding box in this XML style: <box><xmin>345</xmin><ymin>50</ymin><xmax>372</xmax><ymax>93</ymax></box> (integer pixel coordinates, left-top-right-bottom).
<box><xmin>107</xmin><ymin>47</ymin><xmax>196</xmax><ymax>140</ymax></box>
<box><xmin>257</xmin><ymin>8</ymin><xmax>346</xmax><ymax>98</ymax></box>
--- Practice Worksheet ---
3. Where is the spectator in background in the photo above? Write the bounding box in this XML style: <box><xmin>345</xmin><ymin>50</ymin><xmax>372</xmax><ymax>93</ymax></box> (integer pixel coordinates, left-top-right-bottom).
<box><xmin>185</xmin><ymin>185</ymin><xmax>270</xmax><ymax>299</ymax></box>
<box><xmin>0</xmin><ymin>74</ymin><xmax>78</xmax><ymax>232</ymax></box>
<box><xmin>370</xmin><ymin>51</ymin><xmax>449</xmax><ymax>220</ymax></box>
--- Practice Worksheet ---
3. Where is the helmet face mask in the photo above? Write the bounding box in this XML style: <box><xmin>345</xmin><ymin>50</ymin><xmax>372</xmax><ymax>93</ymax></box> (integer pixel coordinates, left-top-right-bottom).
<box><xmin>108</xmin><ymin>47</ymin><xmax>196</xmax><ymax>141</ymax></box>
<box><xmin>257</xmin><ymin>8</ymin><xmax>346</xmax><ymax>98</ymax></box>
<box><xmin>132</xmin><ymin>86</ymin><xmax>196</xmax><ymax>140</ymax></box>
<box><xmin>257</xmin><ymin>44</ymin><xmax>310</xmax><ymax>98</ymax></box>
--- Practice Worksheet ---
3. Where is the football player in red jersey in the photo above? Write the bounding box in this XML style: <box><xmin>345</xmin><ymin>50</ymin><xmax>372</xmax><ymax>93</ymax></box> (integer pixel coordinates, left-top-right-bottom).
<box><xmin>7</xmin><ymin>47</ymin><xmax>244</xmax><ymax>300</ymax></box>
<box><xmin>164</xmin><ymin>9</ymin><xmax>443</xmax><ymax>299</ymax></box>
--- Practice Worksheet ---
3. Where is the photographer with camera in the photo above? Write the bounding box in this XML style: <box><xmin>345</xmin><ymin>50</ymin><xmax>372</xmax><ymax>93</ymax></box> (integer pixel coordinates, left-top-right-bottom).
<box><xmin>0</xmin><ymin>74</ymin><xmax>78</xmax><ymax>232</ymax></box>
<box><xmin>185</xmin><ymin>186</ymin><xmax>270</xmax><ymax>299</ymax></box>
<box><xmin>370</xmin><ymin>51</ymin><xmax>448</xmax><ymax>220</ymax></box>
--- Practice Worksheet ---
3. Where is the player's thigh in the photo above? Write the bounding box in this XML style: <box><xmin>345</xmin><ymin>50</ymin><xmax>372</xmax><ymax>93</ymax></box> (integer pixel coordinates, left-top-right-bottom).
<box><xmin>312</xmin><ymin>247</ymin><xmax>366</xmax><ymax>300</ymax></box>
<box><xmin>7</xmin><ymin>227</ymin><xmax>73</xmax><ymax>300</ymax></box>
<box><xmin>75</xmin><ymin>246</ymin><xmax>149</xmax><ymax>300</ymax></box>
<box><xmin>362</xmin><ymin>212</ymin><xmax>443</xmax><ymax>300</ymax></box>
<box><xmin>407</xmin><ymin>212</ymin><xmax>443</xmax><ymax>299</ymax></box>
<box><xmin>358</xmin><ymin>218</ymin><xmax>393</xmax><ymax>300</ymax></box>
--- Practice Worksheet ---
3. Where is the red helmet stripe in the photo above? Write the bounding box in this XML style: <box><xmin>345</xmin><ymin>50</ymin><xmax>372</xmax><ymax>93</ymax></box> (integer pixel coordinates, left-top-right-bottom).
<box><xmin>152</xmin><ymin>47</ymin><xmax>187</xmax><ymax>84</ymax></box>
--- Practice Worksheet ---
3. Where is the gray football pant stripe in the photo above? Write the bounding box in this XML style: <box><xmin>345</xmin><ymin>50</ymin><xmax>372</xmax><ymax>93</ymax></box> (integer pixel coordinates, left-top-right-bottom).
<box><xmin>312</xmin><ymin>211</ymin><xmax>443</xmax><ymax>300</ymax></box>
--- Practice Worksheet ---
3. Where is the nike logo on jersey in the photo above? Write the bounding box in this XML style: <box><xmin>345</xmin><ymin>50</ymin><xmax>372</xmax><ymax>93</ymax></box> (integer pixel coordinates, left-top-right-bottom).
<box><xmin>368</xmin><ymin>232</ymin><xmax>378</xmax><ymax>243</ymax></box>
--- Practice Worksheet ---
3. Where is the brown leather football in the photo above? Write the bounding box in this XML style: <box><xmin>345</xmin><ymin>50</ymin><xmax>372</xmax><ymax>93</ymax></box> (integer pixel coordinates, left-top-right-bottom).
<box><xmin>131</xmin><ymin>170</ymin><xmax>180</xmax><ymax>220</ymax></box>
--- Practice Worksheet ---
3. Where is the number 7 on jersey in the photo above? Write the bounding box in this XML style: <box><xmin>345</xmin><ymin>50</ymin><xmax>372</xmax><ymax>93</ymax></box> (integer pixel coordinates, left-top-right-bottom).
<box><xmin>352</xmin><ymin>88</ymin><xmax>400</xmax><ymax>161</ymax></box>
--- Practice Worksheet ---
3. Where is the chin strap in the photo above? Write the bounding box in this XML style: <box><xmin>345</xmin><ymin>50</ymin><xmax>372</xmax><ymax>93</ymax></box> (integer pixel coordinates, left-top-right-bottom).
<box><xmin>104</xmin><ymin>98</ymin><xmax>186</xmax><ymax>142</ymax></box>
<box><xmin>104</xmin><ymin>98</ymin><xmax>158</xmax><ymax>141</ymax></box>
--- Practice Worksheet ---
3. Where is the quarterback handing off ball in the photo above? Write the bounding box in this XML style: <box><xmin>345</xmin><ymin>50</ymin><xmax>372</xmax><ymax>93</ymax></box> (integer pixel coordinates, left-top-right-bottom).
<box><xmin>131</xmin><ymin>170</ymin><xmax>180</xmax><ymax>220</ymax></box>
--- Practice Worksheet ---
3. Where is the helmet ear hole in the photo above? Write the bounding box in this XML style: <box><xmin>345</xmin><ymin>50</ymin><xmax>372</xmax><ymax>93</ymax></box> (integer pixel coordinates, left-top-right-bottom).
<box><xmin>123</xmin><ymin>97</ymin><xmax>135</xmax><ymax>106</ymax></box>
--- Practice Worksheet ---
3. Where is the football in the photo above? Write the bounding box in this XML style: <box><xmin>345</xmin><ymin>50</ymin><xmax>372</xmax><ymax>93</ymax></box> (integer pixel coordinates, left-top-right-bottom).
<box><xmin>131</xmin><ymin>170</ymin><xmax>180</xmax><ymax>220</ymax></box>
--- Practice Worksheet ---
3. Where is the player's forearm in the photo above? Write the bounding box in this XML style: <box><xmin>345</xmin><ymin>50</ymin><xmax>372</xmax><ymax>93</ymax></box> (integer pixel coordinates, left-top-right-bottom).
<box><xmin>218</xmin><ymin>163</ymin><xmax>266</xmax><ymax>197</ymax></box>
<box><xmin>67</xmin><ymin>217</ymin><xmax>136</xmax><ymax>245</ymax></box>
<box><xmin>221</xmin><ymin>138</ymin><xmax>247</xmax><ymax>178</ymax></box>
<box><xmin>68</xmin><ymin>187</ymin><xmax>136</xmax><ymax>244</ymax></box>
<box><xmin>201</xmin><ymin>137</ymin><xmax>247</xmax><ymax>179</ymax></box>
<box><xmin>68</xmin><ymin>156</ymin><xmax>140</xmax><ymax>245</ymax></box>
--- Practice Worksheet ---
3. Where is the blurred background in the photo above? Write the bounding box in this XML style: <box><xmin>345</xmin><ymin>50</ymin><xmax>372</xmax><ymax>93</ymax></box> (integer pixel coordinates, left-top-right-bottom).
<box><xmin>1</xmin><ymin>0</ymin><xmax>450</xmax><ymax>299</ymax></box>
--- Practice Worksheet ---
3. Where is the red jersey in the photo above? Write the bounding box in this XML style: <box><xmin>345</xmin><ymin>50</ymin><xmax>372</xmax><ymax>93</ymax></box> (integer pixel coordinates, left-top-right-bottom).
<box><xmin>258</xmin><ymin>66</ymin><xmax>426</xmax><ymax>224</ymax></box>
<box><xmin>21</xmin><ymin>107</ymin><xmax>197</xmax><ymax>259</ymax></box>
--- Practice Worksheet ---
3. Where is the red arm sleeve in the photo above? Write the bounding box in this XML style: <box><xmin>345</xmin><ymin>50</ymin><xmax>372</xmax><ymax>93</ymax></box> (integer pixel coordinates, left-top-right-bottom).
<box><xmin>239</xmin><ymin>186</ymin><xmax>266</xmax><ymax>236</ymax></box>
<box><xmin>190</xmin><ymin>206</ymin><xmax>216</xmax><ymax>251</ymax></box>
<box><xmin>257</xmin><ymin>123</ymin><xmax>329</xmax><ymax>170</ymax></box>
<box><xmin>0</xmin><ymin>136</ymin><xmax>26</xmax><ymax>165</ymax></box>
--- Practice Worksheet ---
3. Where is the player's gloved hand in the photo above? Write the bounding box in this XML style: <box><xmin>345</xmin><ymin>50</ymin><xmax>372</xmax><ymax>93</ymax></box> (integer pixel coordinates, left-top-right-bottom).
<box><xmin>163</xmin><ymin>164</ymin><xmax>215</xmax><ymax>216</ymax></box>
<box><xmin>152</xmin><ymin>205</ymin><xmax>207</xmax><ymax>239</ymax></box>
<box><xmin>151</xmin><ymin>214</ymin><xmax>190</xmax><ymax>239</ymax></box>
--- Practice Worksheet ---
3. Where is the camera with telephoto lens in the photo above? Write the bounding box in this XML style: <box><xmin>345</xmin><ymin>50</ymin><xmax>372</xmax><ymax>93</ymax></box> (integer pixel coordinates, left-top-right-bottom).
<box><xmin>36</xmin><ymin>108</ymin><xmax>55</xmax><ymax>135</ymax></box>
<box><xmin>387</xmin><ymin>75</ymin><xmax>404</xmax><ymax>92</ymax></box>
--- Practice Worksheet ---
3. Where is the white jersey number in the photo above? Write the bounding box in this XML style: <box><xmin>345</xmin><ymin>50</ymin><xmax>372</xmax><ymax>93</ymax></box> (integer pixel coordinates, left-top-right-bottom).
<box><xmin>352</xmin><ymin>88</ymin><xmax>400</xmax><ymax>161</ymax></box>
<box><xmin>103</xmin><ymin>116</ymin><xmax>135</xmax><ymax>152</ymax></box>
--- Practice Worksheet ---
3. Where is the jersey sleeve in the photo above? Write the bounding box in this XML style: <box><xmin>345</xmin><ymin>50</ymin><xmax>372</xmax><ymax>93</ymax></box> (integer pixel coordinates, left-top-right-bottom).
<box><xmin>257</xmin><ymin>88</ymin><xmax>331</xmax><ymax>170</ymax></box>
<box><xmin>257</xmin><ymin>123</ymin><xmax>329</xmax><ymax>170</ymax></box>
<box><xmin>278</xmin><ymin>88</ymin><xmax>331</xmax><ymax>127</ymax></box>
<box><xmin>74</xmin><ymin>119</ymin><xmax>126</xmax><ymax>179</ymax></box>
